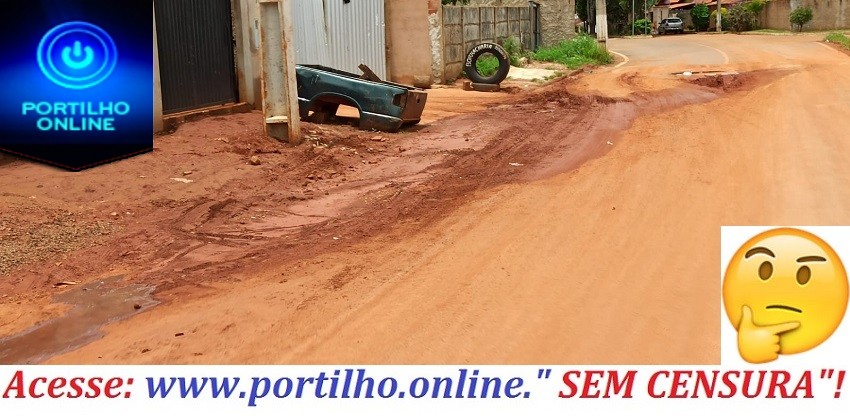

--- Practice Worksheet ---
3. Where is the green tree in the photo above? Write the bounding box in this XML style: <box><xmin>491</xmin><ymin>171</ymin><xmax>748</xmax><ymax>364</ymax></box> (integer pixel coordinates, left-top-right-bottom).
<box><xmin>691</xmin><ymin>4</ymin><xmax>711</xmax><ymax>32</ymax></box>
<box><xmin>744</xmin><ymin>0</ymin><xmax>766</xmax><ymax>15</ymax></box>
<box><xmin>728</xmin><ymin>5</ymin><xmax>756</xmax><ymax>32</ymax></box>
<box><xmin>744</xmin><ymin>0</ymin><xmax>766</xmax><ymax>29</ymax></box>
<box><xmin>789</xmin><ymin>7</ymin><xmax>814</xmax><ymax>32</ymax></box>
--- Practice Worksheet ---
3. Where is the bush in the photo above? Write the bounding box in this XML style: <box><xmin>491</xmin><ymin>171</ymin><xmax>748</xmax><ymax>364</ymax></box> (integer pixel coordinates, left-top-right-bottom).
<box><xmin>532</xmin><ymin>35</ymin><xmax>612</xmax><ymax>69</ymax></box>
<box><xmin>743</xmin><ymin>0</ymin><xmax>766</xmax><ymax>29</ymax></box>
<box><xmin>710</xmin><ymin>8</ymin><xmax>731</xmax><ymax>31</ymax></box>
<box><xmin>691</xmin><ymin>4</ymin><xmax>711</xmax><ymax>32</ymax></box>
<box><xmin>825</xmin><ymin>32</ymin><xmax>850</xmax><ymax>50</ymax></box>
<box><xmin>633</xmin><ymin>18</ymin><xmax>651</xmax><ymax>35</ymax></box>
<box><xmin>728</xmin><ymin>5</ymin><xmax>756</xmax><ymax>32</ymax></box>
<box><xmin>501</xmin><ymin>36</ymin><xmax>525</xmax><ymax>67</ymax></box>
<box><xmin>790</xmin><ymin>7</ymin><xmax>814</xmax><ymax>32</ymax></box>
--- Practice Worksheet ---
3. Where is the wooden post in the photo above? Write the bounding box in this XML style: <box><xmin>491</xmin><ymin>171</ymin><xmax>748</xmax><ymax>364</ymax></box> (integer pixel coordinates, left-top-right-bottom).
<box><xmin>258</xmin><ymin>0</ymin><xmax>301</xmax><ymax>145</ymax></box>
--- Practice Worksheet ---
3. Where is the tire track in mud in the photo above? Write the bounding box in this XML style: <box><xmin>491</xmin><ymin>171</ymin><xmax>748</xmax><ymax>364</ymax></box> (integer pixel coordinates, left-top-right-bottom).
<box><xmin>0</xmin><ymin>70</ymin><xmax>792</xmax><ymax>363</ymax></box>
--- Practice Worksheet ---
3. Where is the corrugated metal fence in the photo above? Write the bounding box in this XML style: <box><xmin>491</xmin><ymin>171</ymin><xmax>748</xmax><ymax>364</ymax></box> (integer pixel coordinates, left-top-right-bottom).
<box><xmin>292</xmin><ymin>0</ymin><xmax>387</xmax><ymax>79</ymax></box>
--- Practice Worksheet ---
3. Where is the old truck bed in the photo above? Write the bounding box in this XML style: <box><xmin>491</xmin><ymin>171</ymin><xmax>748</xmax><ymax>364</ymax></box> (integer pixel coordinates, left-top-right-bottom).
<box><xmin>295</xmin><ymin>65</ymin><xmax>428</xmax><ymax>133</ymax></box>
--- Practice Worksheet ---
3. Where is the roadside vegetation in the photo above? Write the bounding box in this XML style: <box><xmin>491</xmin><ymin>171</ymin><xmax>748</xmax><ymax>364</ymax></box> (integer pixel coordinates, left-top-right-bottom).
<box><xmin>691</xmin><ymin>4</ymin><xmax>711</xmax><ymax>32</ymax></box>
<box><xmin>466</xmin><ymin>34</ymin><xmax>611</xmax><ymax>80</ymax></box>
<box><xmin>790</xmin><ymin>7</ymin><xmax>814</xmax><ymax>32</ymax></box>
<box><xmin>532</xmin><ymin>35</ymin><xmax>612</xmax><ymax>69</ymax></box>
<box><xmin>725</xmin><ymin>0</ymin><xmax>765</xmax><ymax>32</ymax></box>
<box><xmin>632</xmin><ymin>19</ymin><xmax>651</xmax><ymax>35</ymax></box>
<box><xmin>825</xmin><ymin>32</ymin><xmax>850</xmax><ymax>50</ymax></box>
<box><xmin>710</xmin><ymin>8</ymin><xmax>731</xmax><ymax>31</ymax></box>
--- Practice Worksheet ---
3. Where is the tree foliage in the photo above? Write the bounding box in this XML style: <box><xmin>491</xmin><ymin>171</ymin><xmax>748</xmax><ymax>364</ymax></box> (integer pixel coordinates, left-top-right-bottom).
<box><xmin>789</xmin><ymin>7</ymin><xmax>814</xmax><ymax>32</ymax></box>
<box><xmin>576</xmin><ymin>0</ymin><xmax>659</xmax><ymax>36</ymax></box>
<box><xmin>744</xmin><ymin>0</ymin><xmax>766</xmax><ymax>15</ymax></box>
<box><xmin>710</xmin><ymin>7</ymin><xmax>731</xmax><ymax>31</ymax></box>
<box><xmin>691</xmin><ymin>4</ymin><xmax>711</xmax><ymax>32</ymax></box>
<box><xmin>728</xmin><ymin>5</ymin><xmax>756</xmax><ymax>32</ymax></box>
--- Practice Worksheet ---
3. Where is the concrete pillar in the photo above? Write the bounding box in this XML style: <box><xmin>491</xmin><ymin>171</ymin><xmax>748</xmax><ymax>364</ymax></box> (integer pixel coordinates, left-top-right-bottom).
<box><xmin>258</xmin><ymin>0</ymin><xmax>301</xmax><ymax>145</ymax></box>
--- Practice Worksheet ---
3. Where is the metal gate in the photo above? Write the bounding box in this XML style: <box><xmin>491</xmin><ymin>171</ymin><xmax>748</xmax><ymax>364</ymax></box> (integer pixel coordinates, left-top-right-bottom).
<box><xmin>154</xmin><ymin>0</ymin><xmax>238</xmax><ymax>114</ymax></box>
<box><xmin>291</xmin><ymin>0</ymin><xmax>387</xmax><ymax>79</ymax></box>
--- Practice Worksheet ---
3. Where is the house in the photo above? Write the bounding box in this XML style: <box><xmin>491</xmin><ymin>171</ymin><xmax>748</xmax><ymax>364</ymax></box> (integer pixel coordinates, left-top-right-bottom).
<box><xmin>650</xmin><ymin>0</ymin><xmax>742</xmax><ymax>30</ymax></box>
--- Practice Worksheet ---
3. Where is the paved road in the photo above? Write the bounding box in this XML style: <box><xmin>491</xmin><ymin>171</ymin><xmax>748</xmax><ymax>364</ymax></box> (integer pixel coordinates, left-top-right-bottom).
<box><xmin>47</xmin><ymin>34</ymin><xmax>850</xmax><ymax>364</ymax></box>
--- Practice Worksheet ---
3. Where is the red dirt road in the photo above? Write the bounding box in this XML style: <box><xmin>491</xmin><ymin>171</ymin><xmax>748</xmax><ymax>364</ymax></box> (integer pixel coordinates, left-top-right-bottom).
<box><xmin>2</xmin><ymin>34</ymin><xmax>849</xmax><ymax>364</ymax></box>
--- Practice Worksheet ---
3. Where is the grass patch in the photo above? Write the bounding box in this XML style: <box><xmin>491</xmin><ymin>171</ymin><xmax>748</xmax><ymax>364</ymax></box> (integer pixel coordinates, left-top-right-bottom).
<box><xmin>532</xmin><ymin>35</ymin><xmax>612</xmax><ymax>69</ymax></box>
<box><xmin>825</xmin><ymin>32</ymin><xmax>850</xmax><ymax>50</ymax></box>
<box><xmin>475</xmin><ymin>54</ymin><xmax>500</xmax><ymax>77</ymax></box>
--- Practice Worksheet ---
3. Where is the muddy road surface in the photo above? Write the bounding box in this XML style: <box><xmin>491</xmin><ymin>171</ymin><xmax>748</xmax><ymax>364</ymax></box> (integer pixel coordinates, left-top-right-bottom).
<box><xmin>1</xmin><ymin>34</ymin><xmax>848</xmax><ymax>364</ymax></box>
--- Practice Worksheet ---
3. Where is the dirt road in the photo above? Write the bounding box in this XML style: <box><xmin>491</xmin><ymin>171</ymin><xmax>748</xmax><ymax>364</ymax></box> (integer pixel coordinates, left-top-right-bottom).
<box><xmin>2</xmin><ymin>34</ymin><xmax>849</xmax><ymax>364</ymax></box>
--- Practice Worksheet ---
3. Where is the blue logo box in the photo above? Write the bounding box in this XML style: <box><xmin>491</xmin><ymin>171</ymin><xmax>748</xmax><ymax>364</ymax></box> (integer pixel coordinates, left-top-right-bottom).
<box><xmin>0</xmin><ymin>0</ymin><xmax>153</xmax><ymax>170</ymax></box>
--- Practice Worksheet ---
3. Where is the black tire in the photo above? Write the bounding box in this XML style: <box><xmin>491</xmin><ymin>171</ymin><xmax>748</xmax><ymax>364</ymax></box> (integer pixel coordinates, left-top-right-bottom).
<box><xmin>464</xmin><ymin>43</ymin><xmax>510</xmax><ymax>85</ymax></box>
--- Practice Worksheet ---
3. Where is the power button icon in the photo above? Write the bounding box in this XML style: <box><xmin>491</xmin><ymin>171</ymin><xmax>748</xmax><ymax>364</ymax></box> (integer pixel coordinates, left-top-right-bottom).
<box><xmin>37</xmin><ymin>21</ymin><xmax>118</xmax><ymax>90</ymax></box>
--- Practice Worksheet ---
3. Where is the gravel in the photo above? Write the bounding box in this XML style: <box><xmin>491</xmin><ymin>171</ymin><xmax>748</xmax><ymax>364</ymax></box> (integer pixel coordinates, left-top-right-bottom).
<box><xmin>0</xmin><ymin>210</ymin><xmax>115</xmax><ymax>275</ymax></box>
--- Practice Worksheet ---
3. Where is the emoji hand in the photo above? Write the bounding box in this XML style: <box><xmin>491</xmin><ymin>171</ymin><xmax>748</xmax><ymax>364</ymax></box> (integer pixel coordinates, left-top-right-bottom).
<box><xmin>737</xmin><ymin>305</ymin><xmax>800</xmax><ymax>364</ymax></box>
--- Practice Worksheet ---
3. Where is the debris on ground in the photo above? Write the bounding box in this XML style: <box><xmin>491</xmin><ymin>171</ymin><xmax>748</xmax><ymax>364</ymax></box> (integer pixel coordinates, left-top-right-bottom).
<box><xmin>53</xmin><ymin>281</ymin><xmax>80</xmax><ymax>288</ymax></box>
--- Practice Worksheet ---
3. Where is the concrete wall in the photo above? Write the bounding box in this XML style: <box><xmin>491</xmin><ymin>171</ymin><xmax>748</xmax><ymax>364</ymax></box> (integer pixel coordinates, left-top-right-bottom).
<box><xmin>467</xmin><ymin>0</ymin><xmax>576</xmax><ymax>45</ymax></box>
<box><xmin>436</xmin><ymin>5</ymin><xmax>532</xmax><ymax>82</ymax></box>
<box><xmin>386</xmin><ymin>0</ymin><xmax>434</xmax><ymax>87</ymax></box>
<box><xmin>760</xmin><ymin>0</ymin><xmax>850</xmax><ymax>30</ymax></box>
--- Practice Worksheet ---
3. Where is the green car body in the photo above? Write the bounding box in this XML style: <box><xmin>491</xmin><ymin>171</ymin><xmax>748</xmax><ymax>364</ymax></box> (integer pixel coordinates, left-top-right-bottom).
<box><xmin>295</xmin><ymin>65</ymin><xmax>428</xmax><ymax>132</ymax></box>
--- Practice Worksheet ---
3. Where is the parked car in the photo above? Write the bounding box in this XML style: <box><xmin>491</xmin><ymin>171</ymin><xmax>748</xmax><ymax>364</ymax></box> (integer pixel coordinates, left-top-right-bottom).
<box><xmin>295</xmin><ymin>64</ymin><xmax>427</xmax><ymax>133</ymax></box>
<box><xmin>658</xmin><ymin>18</ymin><xmax>685</xmax><ymax>35</ymax></box>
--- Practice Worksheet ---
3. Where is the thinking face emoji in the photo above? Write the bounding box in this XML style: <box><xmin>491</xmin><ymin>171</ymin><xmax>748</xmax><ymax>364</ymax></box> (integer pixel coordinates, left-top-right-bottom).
<box><xmin>723</xmin><ymin>228</ymin><xmax>849</xmax><ymax>363</ymax></box>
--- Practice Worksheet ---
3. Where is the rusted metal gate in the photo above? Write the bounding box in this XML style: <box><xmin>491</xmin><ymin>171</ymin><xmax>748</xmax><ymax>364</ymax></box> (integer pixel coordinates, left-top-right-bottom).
<box><xmin>154</xmin><ymin>0</ymin><xmax>238</xmax><ymax>114</ymax></box>
<box><xmin>291</xmin><ymin>0</ymin><xmax>387</xmax><ymax>79</ymax></box>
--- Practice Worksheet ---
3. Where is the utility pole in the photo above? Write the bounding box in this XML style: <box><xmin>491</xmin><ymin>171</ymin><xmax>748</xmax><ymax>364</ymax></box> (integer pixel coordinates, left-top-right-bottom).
<box><xmin>258</xmin><ymin>0</ymin><xmax>301</xmax><ymax>145</ymax></box>
<box><xmin>632</xmin><ymin>0</ymin><xmax>635</xmax><ymax>36</ymax></box>
<box><xmin>596</xmin><ymin>0</ymin><xmax>608</xmax><ymax>47</ymax></box>
<box><xmin>644</xmin><ymin>0</ymin><xmax>648</xmax><ymax>35</ymax></box>
<box><xmin>716</xmin><ymin>0</ymin><xmax>722</xmax><ymax>32</ymax></box>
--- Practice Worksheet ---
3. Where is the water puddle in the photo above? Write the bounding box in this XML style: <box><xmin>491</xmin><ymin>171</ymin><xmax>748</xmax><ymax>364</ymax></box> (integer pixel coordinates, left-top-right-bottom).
<box><xmin>0</xmin><ymin>275</ymin><xmax>156</xmax><ymax>364</ymax></box>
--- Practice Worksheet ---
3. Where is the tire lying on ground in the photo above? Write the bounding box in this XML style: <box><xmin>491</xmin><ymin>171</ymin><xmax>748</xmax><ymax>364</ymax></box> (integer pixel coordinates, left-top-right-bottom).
<box><xmin>464</xmin><ymin>42</ymin><xmax>511</xmax><ymax>85</ymax></box>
